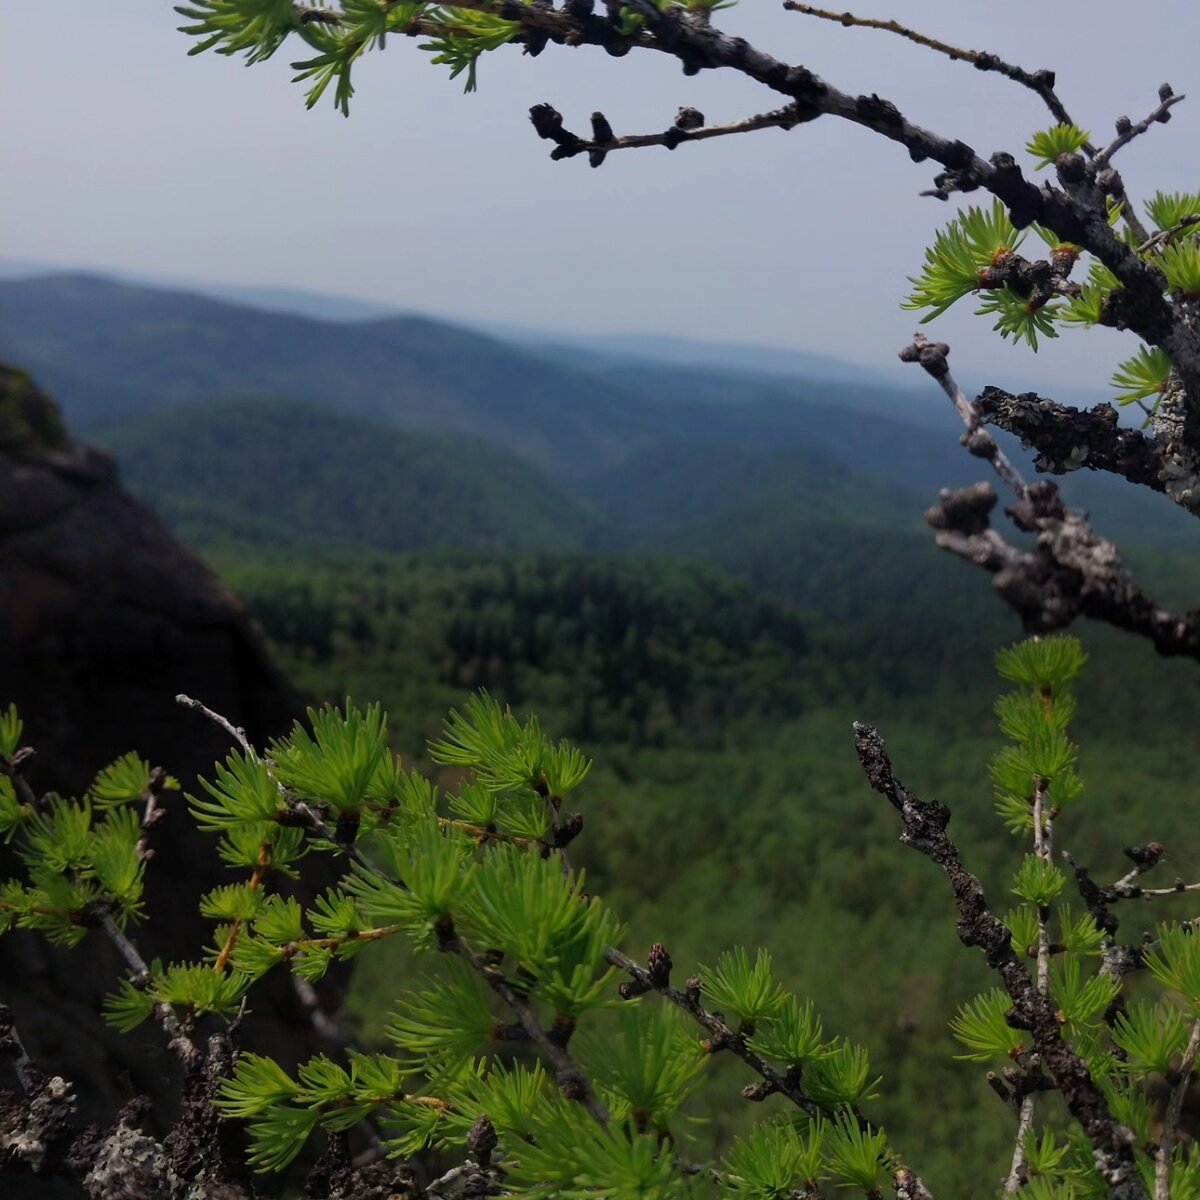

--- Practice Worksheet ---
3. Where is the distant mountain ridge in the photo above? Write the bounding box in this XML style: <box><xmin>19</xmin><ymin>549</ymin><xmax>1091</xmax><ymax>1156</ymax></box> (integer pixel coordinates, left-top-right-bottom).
<box><xmin>3</xmin><ymin>269</ymin><xmax>1196</xmax><ymax>562</ymax></box>
<box><xmin>0</xmin><ymin>272</ymin><xmax>661</xmax><ymax>475</ymax></box>
<box><xmin>0</xmin><ymin>258</ymin><xmax>922</xmax><ymax>388</ymax></box>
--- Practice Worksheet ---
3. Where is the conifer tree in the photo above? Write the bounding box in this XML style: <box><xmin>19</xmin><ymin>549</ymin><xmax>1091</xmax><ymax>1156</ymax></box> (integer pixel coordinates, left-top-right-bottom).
<box><xmin>4</xmin><ymin>5</ymin><xmax>1200</xmax><ymax>1199</ymax></box>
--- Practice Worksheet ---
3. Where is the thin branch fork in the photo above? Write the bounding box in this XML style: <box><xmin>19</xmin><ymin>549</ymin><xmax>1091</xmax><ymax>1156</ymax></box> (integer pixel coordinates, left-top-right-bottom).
<box><xmin>606</xmin><ymin>942</ymin><xmax>937</xmax><ymax>1197</ymax></box>
<box><xmin>901</xmin><ymin>336</ymin><xmax>1200</xmax><ymax>661</ymax></box>
<box><xmin>530</xmin><ymin>101</ymin><xmax>813</xmax><ymax>166</ymax></box>
<box><xmin>899</xmin><ymin>334</ymin><xmax>1029</xmax><ymax>498</ymax></box>
<box><xmin>781</xmin><ymin>2</ymin><xmax>1170</xmax><ymax>247</ymax></box>
<box><xmin>174</xmin><ymin>693</ymin><xmax>384</xmax><ymax>868</ymax></box>
<box><xmin>290</xmin><ymin>0</ymin><xmax>1200</xmax><ymax>405</ymax></box>
<box><xmin>1089</xmin><ymin>845</ymin><xmax>1200</xmax><ymax>904</ymax></box>
<box><xmin>783</xmin><ymin>1</ymin><xmax>1088</xmax><ymax>146</ymax></box>
<box><xmin>853</xmin><ymin>722</ymin><xmax>1146</xmax><ymax>1200</ymax></box>
<box><xmin>1157</xmin><ymin>1017</ymin><xmax>1200</xmax><ymax>1200</ymax></box>
<box><xmin>452</xmin><ymin>935</ymin><xmax>609</xmax><ymax>1125</ymax></box>
<box><xmin>605</xmin><ymin>947</ymin><xmax>835</xmax><ymax>1120</ymax></box>
<box><xmin>1093</xmin><ymin>88</ymin><xmax>1185</xmax><ymax>169</ymax></box>
<box><xmin>96</xmin><ymin>911</ymin><xmax>200</xmax><ymax>1063</ymax></box>
<box><xmin>1138</xmin><ymin>213</ymin><xmax>1200</xmax><ymax>256</ymax></box>
<box><xmin>0</xmin><ymin>747</ymin><xmax>41</xmax><ymax>812</ymax></box>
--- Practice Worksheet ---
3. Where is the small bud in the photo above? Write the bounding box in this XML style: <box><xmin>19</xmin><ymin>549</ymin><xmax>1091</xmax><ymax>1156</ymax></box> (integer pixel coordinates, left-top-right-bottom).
<box><xmin>552</xmin><ymin>813</ymin><xmax>584</xmax><ymax>847</ymax></box>
<box><xmin>1115</xmin><ymin>115</ymin><xmax>1132</xmax><ymax>136</ymax></box>
<box><xmin>7</xmin><ymin>747</ymin><xmax>35</xmax><ymax>773</ymax></box>
<box><xmin>675</xmin><ymin>106</ymin><xmax>704</xmax><ymax>130</ymax></box>
<box><xmin>647</xmin><ymin>942</ymin><xmax>673</xmax><ymax>989</ymax></box>
<box><xmin>986</xmin><ymin>1071</ymin><xmax>1012</xmax><ymax>1106</ymax></box>
<box><xmin>434</xmin><ymin>913</ymin><xmax>457</xmax><ymax>951</ymax></box>
<box><xmin>741</xmin><ymin>1081</ymin><xmax>773</xmax><ymax>1102</ymax></box>
<box><xmin>1123</xmin><ymin>841</ymin><xmax>1164</xmax><ymax>868</ymax></box>
<box><xmin>529</xmin><ymin>103</ymin><xmax>565</xmax><ymax>140</ymax></box>
<box><xmin>590</xmin><ymin>112</ymin><xmax>614</xmax><ymax>144</ymax></box>
<box><xmin>962</xmin><ymin>429</ymin><xmax>995</xmax><ymax>459</ymax></box>
<box><xmin>468</xmin><ymin>1114</ymin><xmax>497</xmax><ymax>1168</ymax></box>
<box><xmin>1159</xmin><ymin>82</ymin><xmax>1174</xmax><ymax>101</ymax></box>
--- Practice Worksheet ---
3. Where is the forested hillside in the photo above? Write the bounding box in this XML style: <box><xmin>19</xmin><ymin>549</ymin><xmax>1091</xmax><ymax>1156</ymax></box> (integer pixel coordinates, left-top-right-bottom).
<box><xmin>213</xmin><ymin>549</ymin><xmax>1200</xmax><ymax>1197</ymax></box>
<box><xmin>94</xmin><ymin>398</ymin><xmax>601</xmax><ymax>555</ymax></box>
<box><xmin>5</xmin><ymin>269</ymin><xmax>1200</xmax><ymax>1195</ymax></box>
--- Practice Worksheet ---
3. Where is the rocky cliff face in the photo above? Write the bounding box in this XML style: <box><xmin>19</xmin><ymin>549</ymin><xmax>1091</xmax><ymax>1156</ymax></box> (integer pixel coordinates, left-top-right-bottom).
<box><xmin>0</xmin><ymin>364</ymin><xmax>325</xmax><ymax>1131</ymax></box>
<box><xmin>0</xmin><ymin>363</ymin><xmax>299</xmax><ymax>796</ymax></box>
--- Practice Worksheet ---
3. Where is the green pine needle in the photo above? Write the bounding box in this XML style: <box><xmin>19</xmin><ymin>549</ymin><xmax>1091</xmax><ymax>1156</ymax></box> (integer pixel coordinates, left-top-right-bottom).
<box><xmin>1111</xmin><ymin>344</ymin><xmax>1172</xmax><ymax>412</ymax></box>
<box><xmin>1025</xmin><ymin>124</ymin><xmax>1091</xmax><ymax>170</ymax></box>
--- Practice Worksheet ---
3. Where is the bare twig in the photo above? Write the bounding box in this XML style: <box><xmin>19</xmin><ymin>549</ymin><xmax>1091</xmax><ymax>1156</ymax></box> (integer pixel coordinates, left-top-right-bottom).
<box><xmin>899</xmin><ymin>333</ymin><xmax>1029</xmax><ymax>498</ymax></box>
<box><xmin>135</xmin><ymin>766</ymin><xmax>171</xmax><ymax>863</ymax></box>
<box><xmin>426</xmin><ymin>1158</ymin><xmax>497</xmax><ymax>1199</ymax></box>
<box><xmin>0</xmin><ymin>747</ymin><xmax>41</xmax><ymax>813</ymax></box>
<box><xmin>176</xmin><ymin>693</ymin><xmax>252</xmax><ymax>755</ymax></box>
<box><xmin>783</xmin><ymin>2</ymin><xmax>1090</xmax><ymax>145</ymax></box>
<box><xmin>1005</xmin><ymin>775</ymin><xmax>1054</xmax><ymax>1192</ymax></box>
<box><xmin>1094</xmin><ymin>89</ymin><xmax>1186</xmax><ymax>168</ymax></box>
<box><xmin>606</xmin><ymin>946</ymin><xmax>822</xmax><ymax>1121</ymax></box>
<box><xmin>1005</xmin><ymin>1096</ymin><xmax>1037</xmax><ymax>1193</ymax></box>
<box><xmin>1157</xmin><ymin>1017</ymin><xmax>1200</xmax><ymax>1200</ymax></box>
<box><xmin>1121</xmin><ymin>882</ymin><xmax>1200</xmax><ymax>900</ymax></box>
<box><xmin>453</xmin><ymin>935</ymin><xmax>608</xmax><ymax>1125</ymax></box>
<box><xmin>854</xmin><ymin>723</ymin><xmax>1145</xmax><ymax>1199</ymax></box>
<box><xmin>1138</xmin><ymin>213</ymin><xmax>1200</xmax><ymax>255</ymax></box>
<box><xmin>530</xmin><ymin>101</ymin><xmax>812</xmax><ymax>166</ymax></box>
<box><xmin>97</xmin><ymin>912</ymin><xmax>199</xmax><ymax>1062</ymax></box>
<box><xmin>174</xmin><ymin>694</ymin><xmax>383</xmax><ymax>863</ymax></box>
<box><xmin>779</xmin><ymin>3</ymin><xmax>1170</xmax><ymax>245</ymax></box>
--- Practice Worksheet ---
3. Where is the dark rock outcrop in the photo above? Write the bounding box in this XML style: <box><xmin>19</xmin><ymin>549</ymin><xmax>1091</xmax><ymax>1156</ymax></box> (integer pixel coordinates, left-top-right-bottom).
<box><xmin>0</xmin><ymin>364</ymin><xmax>322</xmax><ymax>1135</ymax></box>
<box><xmin>0</xmin><ymin>363</ymin><xmax>299</xmax><ymax>796</ymax></box>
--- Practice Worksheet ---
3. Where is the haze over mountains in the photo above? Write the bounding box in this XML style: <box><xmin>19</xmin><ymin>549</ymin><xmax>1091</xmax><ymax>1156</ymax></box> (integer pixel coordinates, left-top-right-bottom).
<box><xmin>1</xmin><ymin>268</ymin><xmax>1194</xmax><ymax>577</ymax></box>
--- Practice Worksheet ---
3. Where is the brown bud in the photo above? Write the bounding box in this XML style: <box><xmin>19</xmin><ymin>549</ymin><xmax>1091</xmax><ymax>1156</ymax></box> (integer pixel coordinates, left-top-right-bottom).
<box><xmin>468</xmin><ymin>1114</ymin><xmax>497</xmax><ymax>1167</ymax></box>
<box><xmin>647</xmin><ymin>943</ymin><xmax>673</xmax><ymax>989</ymax></box>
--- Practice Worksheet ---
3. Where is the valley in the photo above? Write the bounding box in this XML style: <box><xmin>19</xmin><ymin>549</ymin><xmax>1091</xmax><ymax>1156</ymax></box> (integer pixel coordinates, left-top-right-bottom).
<box><xmin>3</xmin><ymin>268</ymin><xmax>1199</xmax><ymax>1194</ymax></box>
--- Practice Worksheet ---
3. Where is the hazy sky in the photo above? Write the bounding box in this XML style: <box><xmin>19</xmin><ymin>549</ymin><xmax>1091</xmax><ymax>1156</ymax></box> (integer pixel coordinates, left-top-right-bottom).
<box><xmin>3</xmin><ymin>2</ymin><xmax>1198</xmax><ymax>394</ymax></box>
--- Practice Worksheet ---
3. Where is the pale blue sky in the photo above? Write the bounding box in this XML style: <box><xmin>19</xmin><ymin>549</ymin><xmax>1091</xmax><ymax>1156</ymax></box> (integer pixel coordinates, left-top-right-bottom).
<box><xmin>2</xmin><ymin>2</ymin><xmax>1197</xmax><ymax>395</ymax></box>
